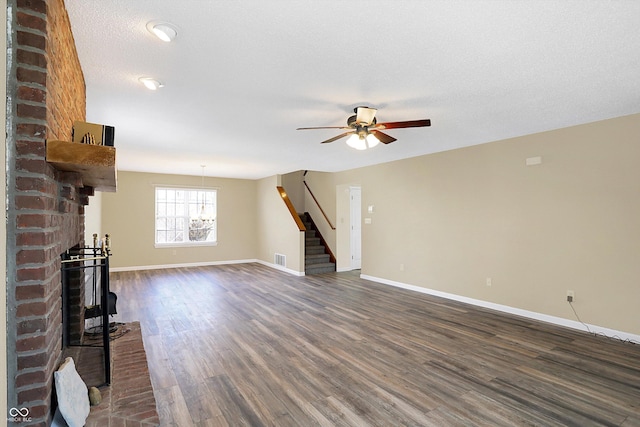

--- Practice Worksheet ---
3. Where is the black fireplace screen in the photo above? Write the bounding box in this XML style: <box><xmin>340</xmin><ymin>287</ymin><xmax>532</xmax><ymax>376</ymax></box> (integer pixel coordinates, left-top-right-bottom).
<box><xmin>61</xmin><ymin>244</ymin><xmax>113</xmax><ymax>385</ymax></box>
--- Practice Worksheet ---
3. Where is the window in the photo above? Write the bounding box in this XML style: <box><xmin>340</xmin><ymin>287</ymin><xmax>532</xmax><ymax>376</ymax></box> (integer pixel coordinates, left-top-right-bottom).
<box><xmin>155</xmin><ymin>187</ymin><xmax>217</xmax><ymax>247</ymax></box>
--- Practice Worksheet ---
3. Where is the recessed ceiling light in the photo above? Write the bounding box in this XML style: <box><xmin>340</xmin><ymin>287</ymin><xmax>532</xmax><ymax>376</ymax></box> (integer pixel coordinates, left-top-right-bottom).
<box><xmin>139</xmin><ymin>77</ymin><xmax>164</xmax><ymax>91</ymax></box>
<box><xmin>146</xmin><ymin>21</ymin><xmax>178</xmax><ymax>42</ymax></box>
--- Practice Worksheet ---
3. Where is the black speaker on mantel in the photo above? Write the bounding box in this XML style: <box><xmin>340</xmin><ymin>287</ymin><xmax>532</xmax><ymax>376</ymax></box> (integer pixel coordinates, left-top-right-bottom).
<box><xmin>103</xmin><ymin>125</ymin><xmax>115</xmax><ymax>147</ymax></box>
<box><xmin>72</xmin><ymin>120</ymin><xmax>115</xmax><ymax>146</ymax></box>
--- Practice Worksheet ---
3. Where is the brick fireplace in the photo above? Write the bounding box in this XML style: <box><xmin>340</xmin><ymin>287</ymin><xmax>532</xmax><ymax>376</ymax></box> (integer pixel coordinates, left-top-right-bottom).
<box><xmin>6</xmin><ymin>0</ymin><xmax>91</xmax><ymax>424</ymax></box>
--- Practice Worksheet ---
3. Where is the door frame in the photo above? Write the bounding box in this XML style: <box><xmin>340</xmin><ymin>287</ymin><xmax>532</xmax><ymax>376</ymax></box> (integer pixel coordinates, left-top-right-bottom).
<box><xmin>349</xmin><ymin>186</ymin><xmax>362</xmax><ymax>270</ymax></box>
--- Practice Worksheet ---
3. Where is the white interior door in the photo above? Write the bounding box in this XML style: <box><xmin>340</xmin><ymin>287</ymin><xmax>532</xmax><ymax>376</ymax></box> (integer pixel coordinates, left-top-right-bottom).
<box><xmin>350</xmin><ymin>186</ymin><xmax>362</xmax><ymax>270</ymax></box>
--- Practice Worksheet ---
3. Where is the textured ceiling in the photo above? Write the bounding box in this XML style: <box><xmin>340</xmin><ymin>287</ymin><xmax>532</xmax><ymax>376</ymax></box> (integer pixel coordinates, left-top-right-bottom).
<box><xmin>65</xmin><ymin>1</ymin><xmax>640</xmax><ymax>179</ymax></box>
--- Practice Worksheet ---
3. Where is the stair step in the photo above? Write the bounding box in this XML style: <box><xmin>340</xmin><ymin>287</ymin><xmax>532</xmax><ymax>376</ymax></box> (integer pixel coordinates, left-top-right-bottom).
<box><xmin>305</xmin><ymin>262</ymin><xmax>336</xmax><ymax>275</ymax></box>
<box><xmin>305</xmin><ymin>246</ymin><xmax>325</xmax><ymax>255</ymax></box>
<box><xmin>302</xmin><ymin>212</ymin><xmax>334</xmax><ymax>275</ymax></box>
<box><xmin>305</xmin><ymin>253</ymin><xmax>330</xmax><ymax>265</ymax></box>
<box><xmin>305</xmin><ymin>237</ymin><xmax>321</xmax><ymax>246</ymax></box>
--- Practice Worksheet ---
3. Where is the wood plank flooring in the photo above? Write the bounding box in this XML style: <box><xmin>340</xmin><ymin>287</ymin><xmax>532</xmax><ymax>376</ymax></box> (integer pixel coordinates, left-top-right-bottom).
<box><xmin>109</xmin><ymin>263</ymin><xmax>640</xmax><ymax>426</ymax></box>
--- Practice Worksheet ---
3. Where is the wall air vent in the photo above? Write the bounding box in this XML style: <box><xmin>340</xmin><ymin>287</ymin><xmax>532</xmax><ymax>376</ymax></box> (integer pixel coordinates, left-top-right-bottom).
<box><xmin>274</xmin><ymin>253</ymin><xmax>286</xmax><ymax>267</ymax></box>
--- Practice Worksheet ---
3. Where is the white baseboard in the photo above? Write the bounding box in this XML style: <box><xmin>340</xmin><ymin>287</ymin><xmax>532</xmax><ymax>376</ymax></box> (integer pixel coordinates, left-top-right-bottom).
<box><xmin>110</xmin><ymin>258</ymin><xmax>305</xmax><ymax>277</ymax></box>
<box><xmin>109</xmin><ymin>259</ymin><xmax>257</xmax><ymax>272</ymax></box>
<box><xmin>361</xmin><ymin>274</ymin><xmax>640</xmax><ymax>345</ymax></box>
<box><xmin>254</xmin><ymin>260</ymin><xmax>305</xmax><ymax>277</ymax></box>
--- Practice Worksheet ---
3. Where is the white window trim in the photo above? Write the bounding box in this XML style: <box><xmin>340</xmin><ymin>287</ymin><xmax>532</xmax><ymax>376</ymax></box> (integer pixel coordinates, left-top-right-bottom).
<box><xmin>154</xmin><ymin>186</ymin><xmax>218</xmax><ymax>248</ymax></box>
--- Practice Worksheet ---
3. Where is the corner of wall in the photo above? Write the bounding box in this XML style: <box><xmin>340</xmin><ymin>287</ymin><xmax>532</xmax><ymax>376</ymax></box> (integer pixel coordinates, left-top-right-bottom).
<box><xmin>256</xmin><ymin>175</ymin><xmax>304</xmax><ymax>273</ymax></box>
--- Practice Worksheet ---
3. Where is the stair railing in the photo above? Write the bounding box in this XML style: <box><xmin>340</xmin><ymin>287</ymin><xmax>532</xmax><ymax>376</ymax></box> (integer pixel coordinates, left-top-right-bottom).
<box><xmin>303</xmin><ymin>181</ymin><xmax>336</xmax><ymax>230</ymax></box>
<box><xmin>277</xmin><ymin>186</ymin><xmax>306</xmax><ymax>231</ymax></box>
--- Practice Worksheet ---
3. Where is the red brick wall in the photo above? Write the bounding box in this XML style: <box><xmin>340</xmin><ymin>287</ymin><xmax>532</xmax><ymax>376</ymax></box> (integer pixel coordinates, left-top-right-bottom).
<box><xmin>46</xmin><ymin>0</ymin><xmax>86</xmax><ymax>142</ymax></box>
<box><xmin>8</xmin><ymin>0</ymin><xmax>89</xmax><ymax>424</ymax></box>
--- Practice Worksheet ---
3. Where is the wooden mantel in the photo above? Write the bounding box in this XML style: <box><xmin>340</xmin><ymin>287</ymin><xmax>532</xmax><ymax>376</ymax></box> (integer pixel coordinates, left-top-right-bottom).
<box><xmin>46</xmin><ymin>140</ymin><xmax>117</xmax><ymax>192</ymax></box>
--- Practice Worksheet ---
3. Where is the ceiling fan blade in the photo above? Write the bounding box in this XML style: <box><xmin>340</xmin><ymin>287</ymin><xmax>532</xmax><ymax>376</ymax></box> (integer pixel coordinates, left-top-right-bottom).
<box><xmin>297</xmin><ymin>126</ymin><xmax>351</xmax><ymax>130</ymax></box>
<box><xmin>376</xmin><ymin>119</ymin><xmax>431</xmax><ymax>129</ymax></box>
<box><xmin>320</xmin><ymin>131</ymin><xmax>354</xmax><ymax>144</ymax></box>
<box><xmin>371</xmin><ymin>130</ymin><xmax>397</xmax><ymax>144</ymax></box>
<box><xmin>355</xmin><ymin>107</ymin><xmax>377</xmax><ymax>125</ymax></box>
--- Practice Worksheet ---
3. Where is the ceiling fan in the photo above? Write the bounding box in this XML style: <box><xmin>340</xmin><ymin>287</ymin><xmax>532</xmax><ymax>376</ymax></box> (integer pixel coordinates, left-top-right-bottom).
<box><xmin>297</xmin><ymin>106</ymin><xmax>431</xmax><ymax>150</ymax></box>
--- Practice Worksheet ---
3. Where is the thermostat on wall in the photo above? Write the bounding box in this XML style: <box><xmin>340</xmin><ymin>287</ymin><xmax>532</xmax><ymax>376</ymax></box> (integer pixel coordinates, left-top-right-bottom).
<box><xmin>525</xmin><ymin>156</ymin><xmax>542</xmax><ymax>166</ymax></box>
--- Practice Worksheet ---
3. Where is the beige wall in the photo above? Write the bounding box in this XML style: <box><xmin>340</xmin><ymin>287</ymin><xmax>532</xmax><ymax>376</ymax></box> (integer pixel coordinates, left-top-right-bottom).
<box><xmin>281</xmin><ymin>170</ymin><xmax>305</xmax><ymax>214</ymax></box>
<box><xmin>325</xmin><ymin>113</ymin><xmax>640</xmax><ymax>336</ymax></box>
<box><xmin>255</xmin><ymin>175</ymin><xmax>304</xmax><ymax>273</ymax></box>
<box><xmin>84</xmin><ymin>191</ymin><xmax>102</xmax><ymax>246</ymax></box>
<box><xmin>102</xmin><ymin>171</ymin><xmax>258</xmax><ymax>269</ymax></box>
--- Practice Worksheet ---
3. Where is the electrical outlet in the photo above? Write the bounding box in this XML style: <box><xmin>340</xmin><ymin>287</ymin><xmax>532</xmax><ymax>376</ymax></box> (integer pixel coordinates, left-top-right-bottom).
<box><xmin>566</xmin><ymin>290</ymin><xmax>575</xmax><ymax>302</ymax></box>
<box><xmin>486</xmin><ymin>277</ymin><xmax>492</xmax><ymax>287</ymax></box>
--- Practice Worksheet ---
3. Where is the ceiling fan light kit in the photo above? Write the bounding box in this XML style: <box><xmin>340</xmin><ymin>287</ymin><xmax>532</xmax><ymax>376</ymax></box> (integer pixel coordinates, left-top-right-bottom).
<box><xmin>346</xmin><ymin>133</ymin><xmax>380</xmax><ymax>150</ymax></box>
<box><xmin>297</xmin><ymin>106</ymin><xmax>431</xmax><ymax>150</ymax></box>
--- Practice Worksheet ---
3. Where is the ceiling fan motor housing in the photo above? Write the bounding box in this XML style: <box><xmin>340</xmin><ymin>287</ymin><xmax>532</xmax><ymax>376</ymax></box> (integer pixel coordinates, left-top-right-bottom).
<box><xmin>347</xmin><ymin>114</ymin><xmax>376</xmax><ymax>127</ymax></box>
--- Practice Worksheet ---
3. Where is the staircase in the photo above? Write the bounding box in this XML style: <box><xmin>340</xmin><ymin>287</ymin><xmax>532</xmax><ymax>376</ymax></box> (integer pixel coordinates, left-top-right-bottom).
<box><xmin>301</xmin><ymin>213</ymin><xmax>336</xmax><ymax>275</ymax></box>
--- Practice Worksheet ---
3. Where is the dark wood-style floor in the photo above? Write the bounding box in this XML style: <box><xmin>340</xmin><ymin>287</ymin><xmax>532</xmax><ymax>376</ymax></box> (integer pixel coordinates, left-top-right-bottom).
<box><xmin>110</xmin><ymin>263</ymin><xmax>640</xmax><ymax>426</ymax></box>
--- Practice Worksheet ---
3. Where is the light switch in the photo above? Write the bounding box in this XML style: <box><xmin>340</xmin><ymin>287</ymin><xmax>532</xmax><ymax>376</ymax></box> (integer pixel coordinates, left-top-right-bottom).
<box><xmin>368</xmin><ymin>205</ymin><xmax>374</xmax><ymax>213</ymax></box>
<box><xmin>364</xmin><ymin>218</ymin><xmax>372</xmax><ymax>224</ymax></box>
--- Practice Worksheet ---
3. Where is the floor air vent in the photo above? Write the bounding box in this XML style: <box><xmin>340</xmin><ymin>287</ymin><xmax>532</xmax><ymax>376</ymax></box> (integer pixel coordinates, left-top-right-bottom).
<box><xmin>274</xmin><ymin>253</ymin><xmax>286</xmax><ymax>267</ymax></box>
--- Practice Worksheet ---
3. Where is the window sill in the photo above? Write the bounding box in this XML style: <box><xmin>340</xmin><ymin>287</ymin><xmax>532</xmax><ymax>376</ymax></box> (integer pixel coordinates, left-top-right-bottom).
<box><xmin>155</xmin><ymin>242</ymin><xmax>218</xmax><ymax>249</ymax></box>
